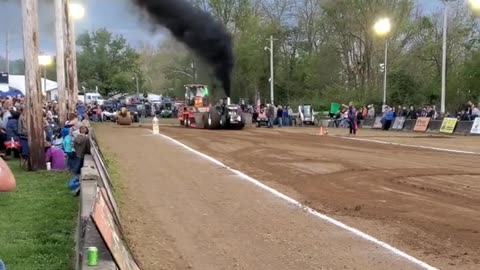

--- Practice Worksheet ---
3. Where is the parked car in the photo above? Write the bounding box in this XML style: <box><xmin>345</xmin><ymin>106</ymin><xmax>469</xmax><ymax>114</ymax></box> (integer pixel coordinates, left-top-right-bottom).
<box><xmin>127</xmin><ymin>105</ymin><xmax>140</xmax><ymax>123</ymax></box>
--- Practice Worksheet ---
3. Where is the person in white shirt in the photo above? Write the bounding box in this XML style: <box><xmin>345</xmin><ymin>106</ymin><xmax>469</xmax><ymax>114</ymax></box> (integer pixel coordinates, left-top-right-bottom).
<box><xmin>472</xmin><ymin>103</ymin><xmax>480</xmax><ymax>118</ymax></box>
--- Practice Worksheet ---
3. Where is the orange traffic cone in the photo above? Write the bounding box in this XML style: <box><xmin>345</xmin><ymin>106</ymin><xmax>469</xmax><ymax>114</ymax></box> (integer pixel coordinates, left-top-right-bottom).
<box><xmin>319</xmin><ymin>126</ymin><xmax>325</xmax><ymax>136</ymax></box>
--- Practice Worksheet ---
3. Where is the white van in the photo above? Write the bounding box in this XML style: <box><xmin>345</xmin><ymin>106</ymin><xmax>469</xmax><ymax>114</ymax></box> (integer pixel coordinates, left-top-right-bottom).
<box><xmin>78</xmin><ymin>93</ymin><xmax>105</xmax><ymax>105</ymax></box>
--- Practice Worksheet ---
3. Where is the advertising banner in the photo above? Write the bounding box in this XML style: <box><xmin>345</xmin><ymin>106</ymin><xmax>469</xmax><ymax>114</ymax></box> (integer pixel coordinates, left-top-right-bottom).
<box><xmin>414</xmin><ymin>117</ymin><xmax>430</xmax><ymax>132</ymax></box>
<box><xmin>373</xmin><ymin>117</ymin><xmax>383</xmax><ymax>129</ymax></box>
<box><xmin>439</xmin><ymin>118</ymin><xmax>458</xmax><ymax>134</ymax></box>
<box><xmin>470</xmin><ymin>118</ymin><xmax>480</xmax><ymax>134</ymax></box>
<box><xmin>392</xmin><ymin>117</ymin><xmax>406</xmax><ymax>130</ymax></box>
<box><xmin>92</xmin><ymin>190</ymin><xmax>140</xmax><ymax>270</ymax></box>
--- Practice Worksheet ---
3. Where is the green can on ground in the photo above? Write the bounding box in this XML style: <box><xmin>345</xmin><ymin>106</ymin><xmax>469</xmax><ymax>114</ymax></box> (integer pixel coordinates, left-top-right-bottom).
<box><xmin>87</xmin><ymin>247</ymin><xmax>99</xmax><ymax>266</ymax></box>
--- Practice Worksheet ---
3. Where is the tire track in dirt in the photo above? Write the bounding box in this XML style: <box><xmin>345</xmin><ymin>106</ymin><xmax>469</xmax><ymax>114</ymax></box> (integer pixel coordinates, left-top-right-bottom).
<box><xmin>95</xmin><ymin>125</ymin><xmax>433</xmax><ymax>270</ymax></box>
<box><xmin>155</xmin><ymin>126</ymin><xmax>480</xmax><ymax>270</ymax></box>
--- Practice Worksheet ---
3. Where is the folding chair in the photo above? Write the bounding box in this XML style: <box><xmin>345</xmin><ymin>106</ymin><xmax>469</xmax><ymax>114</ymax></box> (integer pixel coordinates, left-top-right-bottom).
<box><xmin>4</xmin><ymin>140</ymin><xmax>21</xmax><ymax>158</ymax></box>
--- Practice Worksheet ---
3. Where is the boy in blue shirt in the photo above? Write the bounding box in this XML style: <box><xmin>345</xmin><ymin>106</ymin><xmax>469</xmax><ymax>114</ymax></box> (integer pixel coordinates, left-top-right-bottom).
<box><xmin>62</xmin><ymin>127</ymin><xmax>76</xmax><ymax>172</ymax></box>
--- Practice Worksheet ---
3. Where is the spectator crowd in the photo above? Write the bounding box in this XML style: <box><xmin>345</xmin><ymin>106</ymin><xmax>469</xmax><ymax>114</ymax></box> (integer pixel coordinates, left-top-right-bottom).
<box><xmin>1</xmin><ymin>94</ymin><xmax>478</xmax><ymax>167</ymax></box>
<box><xmin>0</xmin><ymin>96</ymin><xmax>92</xmax><ymax>174</ymax></box>
<box><xmin>331</xmin><ymin>101</ymin><xmax>480</xmax><ymax>131</ymax></box>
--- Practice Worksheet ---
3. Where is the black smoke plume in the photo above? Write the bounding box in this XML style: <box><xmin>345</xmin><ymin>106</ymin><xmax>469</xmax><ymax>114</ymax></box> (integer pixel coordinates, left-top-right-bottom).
<box><xmin>132</xmin><ymin>0</ymin><xmax>234</xmax><ymax>97</ymax></box>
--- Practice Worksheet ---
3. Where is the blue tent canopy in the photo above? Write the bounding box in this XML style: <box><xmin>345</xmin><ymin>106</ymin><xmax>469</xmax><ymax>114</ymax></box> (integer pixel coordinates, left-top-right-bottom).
<box><xmin>0</xmin><ymin>87</ymin><xmax>24</xmax><ymax>98</ymax></box>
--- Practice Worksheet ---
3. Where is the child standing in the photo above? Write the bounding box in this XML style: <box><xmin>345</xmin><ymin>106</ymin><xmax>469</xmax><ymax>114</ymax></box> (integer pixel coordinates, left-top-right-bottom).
<box><xmin>62</xmin><ymin>127</ymin><xmax>75</xmax><ymax>172</ymax></box>
<box><xmin>73</xmin><ymin>126</ymin><xmax>90</xmax><ymax>175</ymax></box>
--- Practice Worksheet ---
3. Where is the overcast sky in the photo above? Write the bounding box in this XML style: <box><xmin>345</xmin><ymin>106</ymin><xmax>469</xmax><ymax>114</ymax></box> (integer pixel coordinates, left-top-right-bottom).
<box><xmin>1</xmin><ymin>0</ymin><xmax>442</xmax><ymax>60</ymax></box>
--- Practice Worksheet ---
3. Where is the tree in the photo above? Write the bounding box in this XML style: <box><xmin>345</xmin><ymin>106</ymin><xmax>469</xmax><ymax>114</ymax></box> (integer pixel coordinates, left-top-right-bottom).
<box><xmin>138</xmin><ymin>36</ymin><xmax>195</xmax><ymax>97</ymax></box>
<box><xmin>140</xmin><ymin>0</ymin><xmax>480</xmax><ymax>110</ymax></box>
<box><xmin>388</xmin><ymin>70</ymin><xmax>418</xmax><ymax>106</ymax></box>
<box><xmin>76</xmin><ymin>28</ymin><xmax>142</xmax><ymax>97</ymax></box>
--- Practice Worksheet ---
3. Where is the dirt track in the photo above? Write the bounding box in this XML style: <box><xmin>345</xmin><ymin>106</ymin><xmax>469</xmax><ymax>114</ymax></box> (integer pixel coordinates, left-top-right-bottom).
<box><xmin>95</xmin><ymin>124</ymin><xmax>480</xmax><ymax>270</ymax></box>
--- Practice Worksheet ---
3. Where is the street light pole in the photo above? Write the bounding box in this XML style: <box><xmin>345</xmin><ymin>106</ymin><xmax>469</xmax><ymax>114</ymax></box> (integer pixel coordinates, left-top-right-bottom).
<box><xmin>38</xmin><ymin>55</ymin><xmax>53</xmax><ymax>98</ymax></box>
<box><xmin>383</xmin><ymin>39</ymin><xmax>388</xmax><ymax>106</ymax></box>
<box><xmin>264</xmin><ymin>35</ymin><xmax>275</xmax><ymax>104</ymax></box>
<box><xmin>441</xmin><ymin>1</ymin><xmax>449</xmax><ymax>114</ymax></box>
<box><xmin>44</xmin><ymin>66</ymin><xmax>47</xmax><ymax>95</ymax></box>
<box><xmin>5</xmin><ymin>29</ymin><xmax>9</xmax><ymax>74</ymax></box>
<box><xmin>270</xmin><ymin>35</ymin><xmax>274</xmax><ymax>104</ymax></box>
<box><xmin>134</xmin><ymin>75</ymin><xmax>139</xmax><ymax>97</ymax></box>
<box><xmin>374</xmin><ymin>18</ymin><xmax>392</xmax><ymax>109</ymax></box>
<box><xmin>191</xmin><ymin>60</ymin><xmax>197</xmax><ymax>83</ymax></box>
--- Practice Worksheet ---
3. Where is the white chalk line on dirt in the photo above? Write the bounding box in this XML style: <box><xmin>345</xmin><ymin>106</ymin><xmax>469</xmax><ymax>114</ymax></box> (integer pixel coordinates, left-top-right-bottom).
<box><xmin>338</xmin><ymin>136</ymin><xmax>480</xmax><ymax>155</ymax></box>
<box><xmin>150</xmin><ymin>130</ymin><xmax>438</xmax><ymax>270</ymax></box>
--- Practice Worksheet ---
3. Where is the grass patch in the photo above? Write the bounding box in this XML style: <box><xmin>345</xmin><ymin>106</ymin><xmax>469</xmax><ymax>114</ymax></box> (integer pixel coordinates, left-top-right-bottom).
<box><xmin>90</xmin><ymin>128</ymin><xmax>123</xmax><ymax>205</ymax></box>
<box><xmin>101</xmin><ymin>150</ymin><xmax>123</xmax><ymax>204</ymax></box>
<box><xmin>0</xmin><ymin>160</ymin><xmax>78</xmax><ymax>270</ymax></box>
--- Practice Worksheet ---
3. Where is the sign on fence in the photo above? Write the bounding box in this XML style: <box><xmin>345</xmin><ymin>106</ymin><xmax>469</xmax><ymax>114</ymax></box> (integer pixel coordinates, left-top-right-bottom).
<box><xmin>471</xmin><ymin>118</ymin><xmax>480</xmax><ymax>134</ymax></box>
<box><xmin>373</xmin><ymin>117</ymin><xmax>383</xmax><ymax>129</ymax></box>
<box><xmin>330</xmin><ymin>103</ymin><xmax>340</xmax><ymax>114</ymax></box>
<box><xmin>414</xmin><ymin>117</ymin><xmax>430</xmax><ymax>132</ymax></box>
<box><xmin>392</xmin><ymin>117</ymin><xmax>406</xmax><ymax>130</ymax></box>
<box><xmin>92</xmin><ymin>189</ymin><xmax>140</xmax><ymax>270</ymax></box>
<box><xmin>439</xmin><ymin>118</ymin><xmax>458</xmax><ymax>134</ymax></box>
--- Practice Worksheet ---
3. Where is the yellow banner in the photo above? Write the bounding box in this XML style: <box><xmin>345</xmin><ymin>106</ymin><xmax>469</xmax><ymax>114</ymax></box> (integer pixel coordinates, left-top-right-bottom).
<box><xmin>440</xmin><ymin>118</ymin><xmax>458</xmax><ymax>134</ymax></box>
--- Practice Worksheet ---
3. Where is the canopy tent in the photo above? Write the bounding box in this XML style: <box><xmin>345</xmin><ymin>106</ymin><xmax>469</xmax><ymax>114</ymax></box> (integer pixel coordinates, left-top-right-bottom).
<box><xmin>0</xmin><ymin>87</ymin><xmax>24</xmax><ymax>98</ymax></box>
<box><xmin>0</xmin><ymin>75</ymin><xmax>57</xmax><ymax>96</ymax></box>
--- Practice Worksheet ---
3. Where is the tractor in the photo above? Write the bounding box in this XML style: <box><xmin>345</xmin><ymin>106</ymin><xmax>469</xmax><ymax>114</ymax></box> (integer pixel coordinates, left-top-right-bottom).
<box><xmin>178</xmin><ymin>84</ymin><xmax>250</xmax><ymax>129</ymax></box>
<box><xmin>252</xmin><ymin>99</ymin><xmax>269</xmax><ymax>127</ymax></box>
<box><xmin>160</xmin><ymin>100</ymin><xmax>174</xmax><ymax>118</ymax></box>
<box><xmin>297</xmin><ymin>104</ymin><xmax>316</xmax><ymax>126</ymax></box>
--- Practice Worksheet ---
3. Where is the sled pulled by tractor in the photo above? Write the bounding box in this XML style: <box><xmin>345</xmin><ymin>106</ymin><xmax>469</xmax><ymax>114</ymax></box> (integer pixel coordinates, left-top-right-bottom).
<box><xmin>178</xmin><ymin>84</ymin><xmax>250</xmax><ymax>130</ymax></box>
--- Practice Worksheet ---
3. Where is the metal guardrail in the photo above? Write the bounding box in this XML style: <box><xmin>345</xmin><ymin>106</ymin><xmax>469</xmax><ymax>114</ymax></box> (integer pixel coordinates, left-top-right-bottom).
<box><xmin>75</xmin><ymin>127</ymin><xmax>140</xmax><ymax>270</ymax></box>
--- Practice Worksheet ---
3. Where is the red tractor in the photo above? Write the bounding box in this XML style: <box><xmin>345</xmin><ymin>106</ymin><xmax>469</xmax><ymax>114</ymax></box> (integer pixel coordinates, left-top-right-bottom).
<box><xmin>178</xmin><ymin>84</ymin><xmax>250</xmax><ymax>129</ymax></box>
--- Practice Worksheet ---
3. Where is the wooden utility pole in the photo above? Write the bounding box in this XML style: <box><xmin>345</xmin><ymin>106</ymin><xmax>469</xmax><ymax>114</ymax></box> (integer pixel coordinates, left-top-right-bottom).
<box><xmin>64</xmin><ymin>0</ymin><xmax>73</xmax><ymax>113</ymax></box>
<box><xmin>55</xmin><ymin>0</ymin><xmax>67</xmax><ymax>124</ymax></box>
<box><xmin>64</xmin><ymin>0</ymin><xmax>79</xmax><ymax>113</ymax></box>
<box><xmin>21</xmin><ymin>0</ymin><xmax>46</xmax><ymax>171</ymax></box>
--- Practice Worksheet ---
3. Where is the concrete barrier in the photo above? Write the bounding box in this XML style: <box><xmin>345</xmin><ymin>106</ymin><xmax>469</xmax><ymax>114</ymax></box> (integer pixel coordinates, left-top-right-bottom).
<box><xmin>76</xmin><ymin>155</ymin><xmax>116</xmax><ymax>270</ymax></box>
<box><xmin>363</xmin><ymin>118</ymin><xmax>375</xmax><ymax>128</ymax></box>
<box><xmin>319</xmin><ymin>119</ymin><xmax>331</xmax><ymax>127</ymax></box>
<box><xmin>455</xmin><ymin>121</ymin><xmax>474</xmax><ymax>135</ymax></box>
<box><xmin>403</xmin><ymin>119</ymin><xmax>416</xmax><ymax>131</ymax></box>
<box><xmin>243</xmin><ymin>113</ymin><xmax>253</xmax><ymax>128</ymax></box>
<box><xmin>427</xmin><ymin>120</ymin><xmax>443</xmax><ymax>133</ymax></box>
<box><xmin>328</xmin><ymin>119</ymin><xmax>337</xmax><ymax>128</ymax></box>
<box><xmin>347</xmin><ymin>117</ymin><xmax>477</xmax><ymax>136</ymax></box>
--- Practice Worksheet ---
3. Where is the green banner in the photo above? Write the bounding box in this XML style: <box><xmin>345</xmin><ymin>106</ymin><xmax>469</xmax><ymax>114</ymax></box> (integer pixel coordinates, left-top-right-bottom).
<box><xmin>330</xmin><ymin>103</ymin><xmax>340</xmax><ymax>114</ymax></box>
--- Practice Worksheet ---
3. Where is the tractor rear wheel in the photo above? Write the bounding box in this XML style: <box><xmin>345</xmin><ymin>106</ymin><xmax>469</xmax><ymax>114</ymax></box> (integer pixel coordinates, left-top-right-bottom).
<box><xmin>208</xmin><ymin>110</ymin><xmax>221</xmax><ymax>129</ymax></box>
<box><xmin>220</xmin><ymin>115</ymin><xmax>227</xmax><ymax>128</ymax></box>
<box><xmin>202</xmin><ymin>112</ymin><xmax>210</xmax><ymax>129</ymax></box>
<box><xmin>232</xmin><ymin>113</ymin><xmax>246</xmax><ymax>130</ymax></box>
